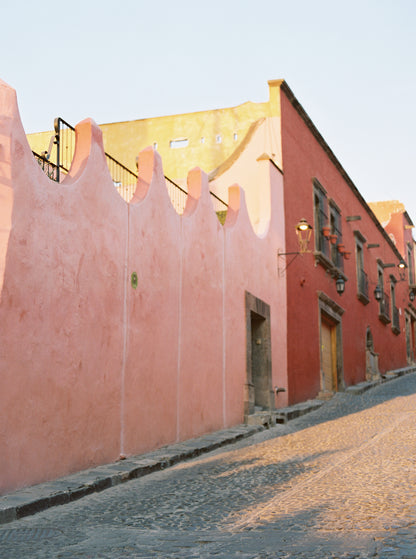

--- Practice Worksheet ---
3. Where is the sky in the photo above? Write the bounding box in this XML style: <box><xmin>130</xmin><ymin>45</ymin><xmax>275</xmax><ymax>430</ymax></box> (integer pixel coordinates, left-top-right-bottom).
<box><xmin>1</xmin><ymin>0</ymin><xmax>415</xmax><ymax>221</ymax></box>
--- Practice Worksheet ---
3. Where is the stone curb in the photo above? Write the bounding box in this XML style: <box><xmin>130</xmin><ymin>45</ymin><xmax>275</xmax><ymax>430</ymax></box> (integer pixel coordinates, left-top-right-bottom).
<box><xmin>2</xmin><ymin>365</ymin><xmax>414</xmax><ymax>526</ymax></box>
<box><xmin>0</xmin><ymin>425</ymin><xmax>264</xmax><ymax>526</ymax></box>
<box><xmin>274</xmin><ymin>399</ymin><xmax>324</xmax><ymax>423</ymax></box>
<box><xmin>345</xmin><ymin>365</ymin><xmax>416</xmax><ymax>395</ymax></box>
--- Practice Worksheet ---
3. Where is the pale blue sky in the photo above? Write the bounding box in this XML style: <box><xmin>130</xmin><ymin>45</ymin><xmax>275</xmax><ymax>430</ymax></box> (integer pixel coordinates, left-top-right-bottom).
<box><xmin>1</xmin><ymin>0</ymin><xmax>415</xmax><ymax>222</ymax></box>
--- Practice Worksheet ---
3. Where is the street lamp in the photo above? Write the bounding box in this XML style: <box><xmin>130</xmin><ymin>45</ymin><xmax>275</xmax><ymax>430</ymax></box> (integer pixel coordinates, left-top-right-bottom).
<box><xmin>277</xmin><ymin>219</ymin><xmax>313</xmax><ymax>276</ymax></box>
<box><xmin>374</xmin><ymin>285</ymin><xmax>383</xmax><ymax>301</ymax></box>
<box><xmin>295</xmin><ymin>219</ymin><xmax>313</xmax><ymax>254</ymax></box>
<box><xmin>398</xmin><ymin>259</ymin><xmax>407</xmax><ymax>269</ymax></box>
<box><xmin>336</xmin><ymin>276</ymin><xmax>346</xmax><ymax>295</ymax></box>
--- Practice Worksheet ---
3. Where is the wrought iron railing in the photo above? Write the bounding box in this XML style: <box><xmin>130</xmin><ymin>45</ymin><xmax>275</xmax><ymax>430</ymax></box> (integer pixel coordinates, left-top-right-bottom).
<box><xmin>210</xmin><ymin>190</ymin><xmax>228</xmax><ymax>214</ymax></box>
<box><xmin>105</xmin><ymin>152</ymin><xmax>138</xmax><ymax>200</ymax></box>
<box><xmin>165</xmin><ymin>176</ymin><xmax>187</xmax><ymax>214</ymax></box>
<box><xmin>32</xmin><ymin>151</ymin><xmax>59</xmax><ymax>181</ymax></box>
<box><xmin>34</xmin><ymin>118</ymin><xmax>228</xmax><ymax>218</ymax></box>
<box><xmin>379</xmin><ymin>291</ymin><xmax>390</xmax><ymax>323</ymax></box>
<box><xmin>54</xmin><ymin>118</ymin><xmax>75</xmax><ymax>179</ymax></box>
<box><xmin>357</xmin><ymin>268</ymin><xmax>369</xmax><ymax>299</ymax></box>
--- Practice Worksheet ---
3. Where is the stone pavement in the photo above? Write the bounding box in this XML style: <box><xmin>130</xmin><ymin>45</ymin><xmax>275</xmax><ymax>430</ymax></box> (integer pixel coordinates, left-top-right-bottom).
<box><xmin>1</xmin><ymin>368</ymin><xmax>416</xmax><ymax>558</ymax></box>
<box><xmin>0</xmin><ymin>399</ymin><xmax>327</xmax><ymax>525</ymax></box>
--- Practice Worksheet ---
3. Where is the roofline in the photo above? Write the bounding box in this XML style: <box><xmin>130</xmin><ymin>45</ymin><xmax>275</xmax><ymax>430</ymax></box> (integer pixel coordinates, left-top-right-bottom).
<box><xmin>98</xmin><ymin>100</ymin><xmax>264</xmax><ymax>128</ymax></box>
<box><xmin>279</xmin><ymin>80</ymin><xmax>405</xmax><ymax>261</ymax></box>
<box><xmin>404</xmin><ymin>210</ymin><xmax>414</xmax><ymax>227</ymax></box>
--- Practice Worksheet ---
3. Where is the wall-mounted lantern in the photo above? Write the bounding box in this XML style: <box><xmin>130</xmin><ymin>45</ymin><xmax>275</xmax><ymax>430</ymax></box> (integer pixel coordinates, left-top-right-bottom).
<box><xmin>374</xmin><ymin>284</ymin><xmax>383</xmax><ymax>301</ymax></box>
<box><xmin>278</xmin><ymin>219</ymin><xmax>313</xmax><ymax>276</ymax></box>
<box><xmin>410</xmin><ymin>290</ymin><xmax>415</xmax><ymax>302</ymax></box>
<box><xmin>336</xmin><ymin>276</ymin><xmax>346</xmax><ymax>295</ymax></box>
<box><xmin>398</xmin><ymin>259</ymin><xmax>407</xmax><ymax>281</ymax></box>
<box><xmin>295</xmin><ymin>218</ymin><xmax>313</xmax><ymax>254</ymax></box>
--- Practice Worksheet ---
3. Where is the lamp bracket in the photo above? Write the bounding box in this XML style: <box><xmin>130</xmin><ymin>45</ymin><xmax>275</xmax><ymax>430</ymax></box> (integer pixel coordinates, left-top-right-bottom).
<box><xmin>277</xmin><ymin>251</ymin><xmax>299</xmax><ymax>277</ymax></box>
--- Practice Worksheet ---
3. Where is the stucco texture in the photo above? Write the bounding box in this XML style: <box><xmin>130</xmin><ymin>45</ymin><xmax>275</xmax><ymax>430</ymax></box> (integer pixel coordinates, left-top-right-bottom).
<box><xmin>0</xmin><ymin>81</ymin><xmax>287</xmax><ymax>494</ymax></box>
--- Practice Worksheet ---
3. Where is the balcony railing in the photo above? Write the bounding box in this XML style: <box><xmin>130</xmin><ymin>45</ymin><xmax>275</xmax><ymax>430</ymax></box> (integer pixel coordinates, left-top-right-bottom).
<box><xmin>379</xmin><ymin>292</ymin><xmax>390</xmax><ymax>323</ymax></box>
<box><xmin>32</xmin><ymin>117</ymin><xmax>228</xmax><ymax>218</ymax></box>
<box><xmin>32</xmin><ymin>151</ymin><xmax>59</xmax><ymax>181</ymax></box>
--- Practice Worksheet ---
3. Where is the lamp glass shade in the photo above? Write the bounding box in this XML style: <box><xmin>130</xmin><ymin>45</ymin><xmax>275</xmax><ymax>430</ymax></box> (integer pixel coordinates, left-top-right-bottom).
<box><xmin>296</xmin><ymin>218</ymin><xmax>311</xmax><ymax>232</ymax></box>
<box><xmin>336</xmin><ymin>277</ymin><xmax>345</xmax><ymax>295</ymax></box>
<box><xmin>295</xmin><ymin>219</ymin><xmax>312</xmax><ymax>253</ymax></box>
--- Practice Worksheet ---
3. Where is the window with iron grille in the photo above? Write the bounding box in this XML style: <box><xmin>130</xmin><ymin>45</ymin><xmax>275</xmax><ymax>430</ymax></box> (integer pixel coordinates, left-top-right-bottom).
<box><xmin>330</xmin><ymin>202</ymin><xmax>343</xmax><ymax>271</ymax></box>
<box><xmin>407</xmin><ymin>243</ymin><xmax>415</xmax><ymax>286</ymax></box>
<box><xmin>313</xmin><ymin>181</ymin><xmax>329</xmax><ymax>258</ymax></box>
<box><xmin>390</xmin><ymin>277</ymin><xmax>400</xmax><ymax>334</ymax></box>
<box><xmin>354</xmin><ymin>231</ymin><xmax>369</xmax><ymax>304</ymax></box>
<box><xmin>377</xmin><ymin>264</ymin><xmax>390</xmax><ymax>324</ymax></box>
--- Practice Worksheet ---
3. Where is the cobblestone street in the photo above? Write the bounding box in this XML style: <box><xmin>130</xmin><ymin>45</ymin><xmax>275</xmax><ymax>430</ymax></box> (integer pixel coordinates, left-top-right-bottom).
<box><xmin>1</xmin><ymin>373</ymin><xmax>416</xmax><ymax>558</ymax></box>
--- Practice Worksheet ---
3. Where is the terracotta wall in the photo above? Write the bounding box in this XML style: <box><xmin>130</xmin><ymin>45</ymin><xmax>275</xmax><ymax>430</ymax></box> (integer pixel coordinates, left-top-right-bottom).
<box><xmin>0</xmin><ymin>81</ymin><xmax>286</xmax><ymax>494</ymax></box>
<box><xmin>279</xmin><ymin>88</ymin><xmax>409</xmax><ymax>404</ymax></box>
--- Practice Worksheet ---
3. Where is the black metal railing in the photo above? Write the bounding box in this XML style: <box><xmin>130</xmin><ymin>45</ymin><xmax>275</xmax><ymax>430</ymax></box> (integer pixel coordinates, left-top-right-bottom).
<box><xmin>34</xmin><ymin>117</ymin><xmax>228</xmax><ymax>217</ymax></box>
<box><xmin>54</xmin><ymin>118</ymin><xmax>75</xmax><ymax>179</ymax></box>
<box><xmin>210</xmin><ymin>190</ymin><xmax>228</xmax><ymax>214</ymax></box>
<box><xmin>357</xmin><ymin>268</ymin><xmax>369</xmax><ymax>299</ymax></box>
<box><xmin>379</xmin><ymin>291</ymin><xmax>390</xmax><ymax>323</ymax></box>
<box><xmin>105</xmin><ymin>151</ymin><xmax>138</xmax><ymax>200</ymax></box>
<box><xmin>165</xmin><ymin>176</ymin><xmax>187</xmax><ymax>214</ymax></box>
<box><xmin>32</xmin><ymin>151</ymin><xmax>59</xmax><ymax>181</ymax></box>
<box><xmin>164</xmin><ymin>177</ymin><xmax>228</xmax><ymax>216</ymax></box>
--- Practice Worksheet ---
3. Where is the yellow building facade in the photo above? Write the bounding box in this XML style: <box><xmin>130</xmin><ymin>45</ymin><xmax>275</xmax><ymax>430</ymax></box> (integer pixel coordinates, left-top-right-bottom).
<box><xmin>27</xmin><ymin>80</ymin><xmax>283</xmax><ymax>185</ymax></box>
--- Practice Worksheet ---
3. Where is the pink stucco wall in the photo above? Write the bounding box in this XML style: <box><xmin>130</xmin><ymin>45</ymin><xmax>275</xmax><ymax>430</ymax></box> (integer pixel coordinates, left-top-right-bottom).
<box><xmin>0</xmin><ymin>81</ymin><xmax>287</xmax><ymax>494</ymax></box>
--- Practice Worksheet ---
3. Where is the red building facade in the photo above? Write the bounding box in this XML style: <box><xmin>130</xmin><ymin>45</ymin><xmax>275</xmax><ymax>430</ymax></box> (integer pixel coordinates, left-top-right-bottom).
<box><xmin>279</xmin><ymin>83</ymin><xmax>411</xmax><ymax>404</ymax></box>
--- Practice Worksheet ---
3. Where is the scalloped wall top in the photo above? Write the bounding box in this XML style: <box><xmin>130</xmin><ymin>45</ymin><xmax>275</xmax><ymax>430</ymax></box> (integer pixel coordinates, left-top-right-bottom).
<box><xmin>0</xmin><ymin>78</ymin><xmax>288</xmax><ymax>495</ymax></box>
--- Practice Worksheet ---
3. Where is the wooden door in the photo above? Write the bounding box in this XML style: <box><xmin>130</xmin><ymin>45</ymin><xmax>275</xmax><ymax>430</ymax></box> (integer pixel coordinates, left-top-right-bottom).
<box><xmin>321</xmin><ymin>320</ymin><xmax>336</xmax><ymax>392</ymax></box>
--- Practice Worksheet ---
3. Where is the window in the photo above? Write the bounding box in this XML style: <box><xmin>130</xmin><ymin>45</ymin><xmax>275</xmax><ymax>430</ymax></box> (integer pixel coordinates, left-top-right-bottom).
<box><xmin>216</xmin><ymin>135</ymin><xmax>222</xmax><ymax>144</ymax></box>
<box><xmin>330</xmin><ymin>202</ymin><xmax>343</xmax><ymax>271</ymax></box>
<box><xmin>407</xmin><ymin>243</ymin><xmax>414</xmax><ymax>286</ymax></box>
<box><xmin>312</xmin><ymin>180</ymin><xmax>346</xmax><ymax>280</ymax></box>
<box><xmin>390</xmin><ymin>277</ymin><xmax>400</xmax><ymax>334</ymax></box>
<box><xmin>153</xmin><ymin>142</ymin><xmax>158</xmax><ymax>150</ymax></box>
<box><xmin>200</xmin><ymin>137</ymin><xmax>205</xmax><ymax>144</ymax></box>
<box><xmin>233</xmin><ymin>133</ymin><xmax>238</xmax><ymax>141</ymax></box>
<box><xmin>170</xmin><ymin>138</ymin><xmax>189</xmax><ymax>149</ymax></box>
<box><xmin>313</xmin><ymin>180</ymin><xmax>329</xmax><ymax>257</ymax></box>
<box><xmin>377</xmin><ymin>263</ymin><xmax>390</xmax><ymax>324</ymax></box>
<box><xmin>354</xmin><ymin>231</ymin><xmax>368</xmax><ymax>303</ymax></box>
